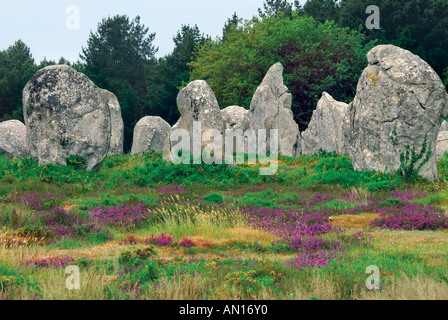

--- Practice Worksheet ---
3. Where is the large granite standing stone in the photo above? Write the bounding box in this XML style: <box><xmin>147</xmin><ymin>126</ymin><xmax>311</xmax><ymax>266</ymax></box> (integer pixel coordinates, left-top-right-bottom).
<box><xmin>23</xmin><ymin>65</ymin><xmax>111</xmax><ymax>171</ymax></box>
<box><xmin>131</xmin><ymin>116</ymin><xmax>171</xmax><ymax>154</ymax></box>
<box><xmin>164</xmin><ymin>80</ymin><xmax>225</xmax><ymax>162</ymax></box>
<box><xmin>301</xmin><ymin>92</ymin><xmax>348</xmax><ymax>155</ymax></box>
<box><xmin>103</xmin><ymin>90</ymin><xmax>124</xmax><ymax>155</ymax></box>
<box><xmin>0</xmin><ymin>120</ymin><xmax>30</xmax><ymax>158</ymax></box>
<box><xmin>249</xmin><ymin>62</ymin><xmax>301</xmax><ymax>157</ymax></box>
<box><xmin>177</xmin><ymin>80</ymin><xmax>225</xmax><ymax>145</ymax></box>
<box><xmin>343</xmin><ymin>45</ymin><xmax>448</xmax><ymax>181</ymax></box>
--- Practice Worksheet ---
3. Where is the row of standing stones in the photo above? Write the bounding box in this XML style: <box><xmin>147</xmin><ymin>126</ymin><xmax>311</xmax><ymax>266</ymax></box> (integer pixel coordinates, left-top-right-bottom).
<box><xmin>0</xmin><ymin>45</ymin><xmax>447</xmax><ymax>180</ymax></box>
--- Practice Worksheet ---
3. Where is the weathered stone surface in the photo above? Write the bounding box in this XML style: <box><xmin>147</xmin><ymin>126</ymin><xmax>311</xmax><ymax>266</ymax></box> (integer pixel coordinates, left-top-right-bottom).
<box><xmin>177</xmin><ymin>80</ymin><xmax>225</xmax><ymax>147</ymax></box>
<box><xmin>436</xmin><ymin>121</ymin><xmax>448</xmax><ymax>159</ymax></box>
<box><xmin>221</xmin><ymin>106</ymin><xmax>249</xmax><ymax>130</ymax></box>
<box><xmin>23</xmin><ymin>65</ymin><xmax>111</xmax><ymax>171</ymax></box>
<box><xmin>436</xmin><ymin>131</ymin><xmax>448</xmax><ymax>159</ymax></box>
<box><xmin>343</xmin><ymin>45</ymin><xmax>448</xmax><ymax>181</ymax></box>
<box><xmin>301</xmin><ymin>92</ymin><xmax>348</xmax><ymax>155</ymax></box>
<box><xmin>249</xmin><ymin>62</ymin><xmax>301</xmax><ymax>157</ymax></box>
<box><xmin>103</xmin><ymin>90</ymin><xmax>124</xmax><ymax>155</ymax></box>
<box><xmin>221</xmin><ymin>106</ymin><xmax>250</xmax><ymax>154</ymax></box>
<box><xmin>0</xmin><ymin>120</ymin><xmax>30</xmax><ymax>158</ymax></box>
<box><xmin>162</xmin><ymin>117</ymin><xmax>182</xmax><ymax>161</ymax></box>
<box><xmin>131</xmin><ymin>116</ymin><xmax>171</xmax><ymax>154</ymax></box>
<box><xmin>440</xmin><ymin>120</ymin><xmax>448</xmax><ymax>132</ymax></box>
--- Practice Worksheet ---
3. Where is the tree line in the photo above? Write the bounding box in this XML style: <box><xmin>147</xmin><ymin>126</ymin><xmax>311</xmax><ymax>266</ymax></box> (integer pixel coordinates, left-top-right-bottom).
<box><xmin>1</xmin><ymin>0</ymin><xmax>447</xmax><ymax>152</ymax></box>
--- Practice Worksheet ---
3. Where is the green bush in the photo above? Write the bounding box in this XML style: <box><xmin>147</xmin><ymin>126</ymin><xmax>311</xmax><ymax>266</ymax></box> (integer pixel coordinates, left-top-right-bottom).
<box><xmin>65</xmin><ymin>155</ymin><xmax>87</xmax><ymax>170</ymax></box>
<box><xmin>204</xmin><ymin>193</ymin><xmax>224</xmax><ymax>204</ymax></box>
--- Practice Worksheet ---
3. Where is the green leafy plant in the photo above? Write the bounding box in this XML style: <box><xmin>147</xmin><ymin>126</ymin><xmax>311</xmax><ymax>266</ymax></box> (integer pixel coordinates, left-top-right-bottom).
<box><xmin>65</xmin><ymin>155</ymin><xmax>87</xmax><ymax>170</ymax></box>
<box><xmin>398</xmin><ymin>135</ymin><xmax>432</xmax><ymax>183</ymax></box>
<box><xmin>204</xmin><ymin>193</ymin><xmax>224</xmax><ymax>204</ymax></box>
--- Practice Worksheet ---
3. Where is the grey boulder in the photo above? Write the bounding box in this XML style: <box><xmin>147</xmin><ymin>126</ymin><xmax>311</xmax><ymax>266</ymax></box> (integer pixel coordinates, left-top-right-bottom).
<box><xmin>103</xmin><ymin>90</ymin><xmax>124</xmax><ymax>155</ymax></box>
<box><xmin>0</xmin><ymin>120</ymin><xmax>30</xmax><ymax>158</ymax></box>
<box><xmin>343</xmin><ymin>45</ymin><xmax>448</xmax><ymax>181</ymax></box>
<box><xmin>249</xmin><ymin>62</ymin><xmax>301</xmax><ymax>157</ymax></box>
<box><xmin>301</xmin><ymin>92</ymin><xmax>348</xmax><ymax>155</ymax></box>
<box><xmin>131</xmin><ymin>116</ymin><xmax>171</xmax><ymax>154</ymax></box>
<box><xmin>23</xmin><ymin>65</ymin><xmax>111</xmax><ymax>171</ymax></box>
<box><xmin>221</xmin><ymin>106</ymin><xmax>249</xmax><ymax>130</ymax></box>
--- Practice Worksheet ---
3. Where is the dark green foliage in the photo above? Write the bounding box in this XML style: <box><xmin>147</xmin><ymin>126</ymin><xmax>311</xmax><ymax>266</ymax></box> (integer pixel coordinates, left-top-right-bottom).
<box><xmin>303</xmin><ymin>0</ymin><xmax>339</xmax><ymax>23</ymax></box>
<box><xmin>304</xmin><ymin>0</ymin><xmax>448</xmax><ymax>77</ymax></box>
<box><xmin>0</xmin><ymin>40</ymin><xmax>36</xmax><ymax>122</ymax></box>
<box><xmin>443</xmin><ymin>66</ymin><xmax>448</xmax><ymax>87</ymax></box>
<box><xmin>378</xmin><ymin>197</ymin><xmax>402</xmax><ymax>207</ymax></box>
<box><xmin>222</xmin><ymin>12</ymin><xmax>239</xmax><ymax>42</ymax></box>
<box><xmin>398</xmin><ymin>136</ymin><xmax>432</xmax><ymax>183</ymax></box>
<box><xmin>65</xmin><ymin>155</ymin><xmax>87</xmax><ymax>170</ymax></box>
<box><xmin>258</xmin><ymin>0</ymin><xmax>295</xmax><ymax>19</ymax></box>
<box><xmin>204</xmin><ymin>193</ymin><xmax>224</xmax><ymax>204</ymax></box>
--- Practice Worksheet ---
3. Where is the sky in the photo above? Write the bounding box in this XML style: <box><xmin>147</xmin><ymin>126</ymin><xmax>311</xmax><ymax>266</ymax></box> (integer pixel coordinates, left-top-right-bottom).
<box><xmin>0</xmin><ymin>0</ymin><xmax>303</xmax><ymax>63</ymax></box>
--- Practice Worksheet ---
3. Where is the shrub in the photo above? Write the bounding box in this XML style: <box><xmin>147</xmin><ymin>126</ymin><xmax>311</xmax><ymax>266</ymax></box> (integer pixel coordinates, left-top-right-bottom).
<box><xmin>370</xmin><ymin>202</ymin><xmax>448</xmax><ymax>231</ymax></box>
<box><xmin>88</xmin><ymin>204</ymin><xmax>151</xmax><ymax>229</ymax></box>
<box><xmin>204</xmin><ymin>193</ymin><xmax>224</xmax><ymax>204</ymax></box>
<box><xmin>398</xmin><ymin>136</ymin><xmax>432</xmax><ymax>183</ymax></box>
<box><xmin>65</xmin><ymin>155</ymin><xmax>87</xmax><ymax>170</ymax></box>
<box><xmin>145</xmin><ymin>232</ymin><xmax>174</xmax><ymax>247</ymax></box>
<box><xmin>179</xmin><ymin>237</ymin><xmax>194</xmax><ymax>249</ymax></box>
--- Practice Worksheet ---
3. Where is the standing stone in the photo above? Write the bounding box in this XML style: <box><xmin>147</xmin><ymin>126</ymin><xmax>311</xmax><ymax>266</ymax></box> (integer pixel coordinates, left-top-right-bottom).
<box><xmin>436</xmin><ymin>121</ymin><xmax>448</xmax><ymax>159</ymax></box>
<box><xmin>249</xmin><ymin>62</ymin><xmax>301</xmax><ymax>157</ymax></box>
<box><xmin>103</xmin><ymin>90</ymin><xmax>124</xmax><ymax>155</ymax></box>
<box><xmin>221</xmin><ymin>106</ymin><xmax>250</xmax><ymax>155</ymax></box>
<box><xmin>131</xmin><ymin>116</ymin><xmax>171</xmax><ymax>154</ymax></box>
<box><xmin>162</xmin><ymin>117</ymin><xmax>182</xmax><ymax>161</ymax></box>
<box><xmin>0</xmin><ymin>120</ymin><xmax>30</xmax><ymax>158</ymax></box>
<box><xmin>221</xmin><ymin>106</ymin><xmax>249</xmax><ymax>130</ymax></box>
<box><xmin>301</xmin><ymin>92</ymin><xmax>348</xmax><ymax>155</ymax></box>
<box><xmin>23</xmin><ymin>65</ymin><xmax>111</xmax><ymax>171</ymax></box>
<box><xmin>177</xmin><ymin>80</ymin><xmax>224</xmax><ymax>143</ymax></box>
<box><xmin>343</xmin><ymin>45</ymin><xmax>448</xmax><ymax>181</ymax></box>
<box><xmin>436</xmin><ymin>131</ymin><xmax>448</xmax><ymax>159</ymax></box>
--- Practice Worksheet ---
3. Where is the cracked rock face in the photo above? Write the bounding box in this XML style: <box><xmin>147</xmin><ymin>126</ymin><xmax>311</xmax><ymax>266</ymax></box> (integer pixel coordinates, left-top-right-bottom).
<box><xmin>249</xmin><ymin>62</ymin><xmax>301</xmax><ymax>157</ymax></box>
<box><xmin>0</xmin><ymin>120</ymin><xmax>30</xmax><ymax>158</ymax></box>
<box><xmin>23</xmin><ymin>65</ymin><xmax>111</xmax><ymax>171</ymax></box>
<box><xmin>301</xmin><ymin>92</ymin><xmax>348</xmax><ymax>155</ymax></box>
<box><xmin>343</xmin><ymin>45</ymin><xmax>448</xmax><ymax>181</ymax></box>
<box><xmin>131</xmin><ymin>116</ymin><xmax>171</xmax><ymax>154</ymax></box>
<box><xmin>103</xmin><ymin>90</ymin><xmax>124</xmax><ymax>155</ymax></box>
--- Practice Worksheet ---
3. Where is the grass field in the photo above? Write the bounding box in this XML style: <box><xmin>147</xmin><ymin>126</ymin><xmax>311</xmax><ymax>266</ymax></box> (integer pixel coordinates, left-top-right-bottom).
<box><xmin>1</xmin><ymin>152</ymin><xmax>447</xmax><ymax>300</ymax></box>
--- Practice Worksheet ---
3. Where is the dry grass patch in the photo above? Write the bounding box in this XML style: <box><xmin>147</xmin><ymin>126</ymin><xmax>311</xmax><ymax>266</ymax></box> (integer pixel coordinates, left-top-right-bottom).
<box><xmin>330</xmin><ymin>213</ymin><xmax>380</xmax><ymax>229</ymax></box>
<box><xmin>358</xmin><ymin>273</ymin><xmax>448</xmax><ymax>300</ymax></box>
